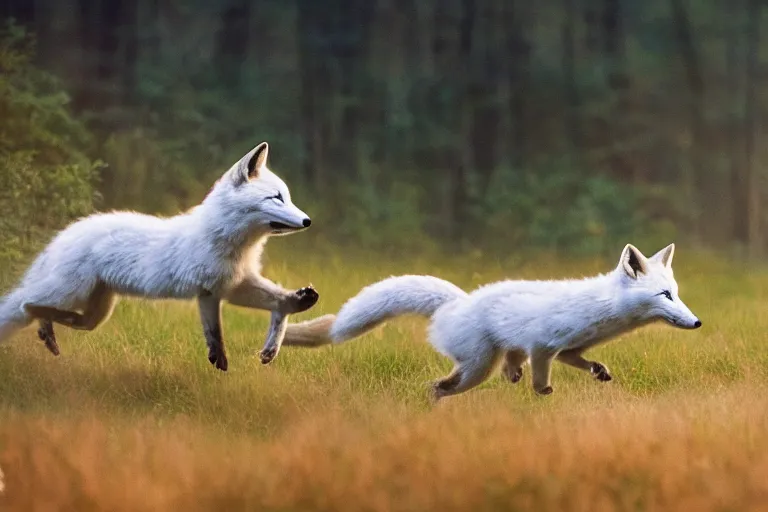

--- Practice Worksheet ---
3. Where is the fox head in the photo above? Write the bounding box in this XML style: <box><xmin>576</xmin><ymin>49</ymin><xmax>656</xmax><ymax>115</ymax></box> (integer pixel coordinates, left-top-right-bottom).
<box><xmin>213</xmin><ymin>142</ymin><xmax>311</xmax><ymax>236</ymax></box>
<box><xmin>617</xmin><ymin>243</ymin><xmax>701</xmax><ymax>330</ymax></box>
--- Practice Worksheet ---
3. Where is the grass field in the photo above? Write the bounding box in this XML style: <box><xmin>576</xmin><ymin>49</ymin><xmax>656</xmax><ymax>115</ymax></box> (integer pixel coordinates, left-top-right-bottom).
<box><xmin>1</xmin><ymin>241</ymin><xmax>768</xmax><ymax>511</ymax></box>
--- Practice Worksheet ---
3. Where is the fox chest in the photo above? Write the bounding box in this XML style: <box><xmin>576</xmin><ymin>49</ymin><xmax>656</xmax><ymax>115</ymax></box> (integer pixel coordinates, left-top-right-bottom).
<box><xmin>552</xmin><ymin>321</ymin><xmax>627</xmax><ymax>352</ymax></box>
<box><xmin>161</xmin><ymin>257</ymin><xmax>243</xmax><ymax>298</ymax></box>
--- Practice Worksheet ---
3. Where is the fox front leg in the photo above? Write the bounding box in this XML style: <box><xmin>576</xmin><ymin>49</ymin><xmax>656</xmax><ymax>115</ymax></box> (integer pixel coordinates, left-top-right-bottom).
<box><xmin>556</xmin><ymin>348</ymin><xmax>612</xmax><ymax>382</ymax></box>
<box><xmin>198</xmin><ymin>294</ymin><xmax>228</xmax><ymax>371</ymax></box>
<box><xmin>530</xmin><ymin>347</ymin><xmax>557</xmax><ymax>395</ymax></box>
<box><xmin>224</xmin><ymin>276</ymin><xmax>319</xmax><ymax>365</ymax></box>
<box><xmin>225</xmin><ymin>276</ymin><xmax>319</xmax><ymax>315</ymax></box>
<box><xmin>257</xmin><ymin>287</ymin><xmax>320</xmax><ymax>364</ymax></box>
<box><xmin>500</xmin><ymin>349</ymin><xmax>528</xmax><ymax>384</ymax></box>
<box><xmin>257</xmin><ymin>310</ymin><xmax>288</xmax><ymax>365</ymax></box>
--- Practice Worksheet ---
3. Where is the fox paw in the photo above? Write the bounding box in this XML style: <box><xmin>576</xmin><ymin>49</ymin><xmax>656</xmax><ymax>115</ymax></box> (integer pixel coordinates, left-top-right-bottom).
<box><xmin>290</xmin><ymin>286</ymin><xmax>319</xmax><ymax>313</ymax></box>
<box><xmin>208</xmin><ymin>348</ymin><xmax>228</xmax><ymax>372</ymax></box>
<box><xmin>501</xmin><ymin>364</ymin><xmax>524</xmax><ymax>384</ymax></box>
<box><xmin>37</xmin><ymin>327</ymin><xmax>60</xmax><ymax>356</ymax></box>
<box><xmin>430</xmin><ymin>387</ymin><xmax>444</xmax><ymax>405</ymax></box>
<box><xmin>590</xmin><ymin>362</ymin><xmax>612</xmax><ymax>382</ymax></box>
<box><xmin>259</xmin><ymin>346</ymin><xmax>278</xmax><ymax>365</ymax></box>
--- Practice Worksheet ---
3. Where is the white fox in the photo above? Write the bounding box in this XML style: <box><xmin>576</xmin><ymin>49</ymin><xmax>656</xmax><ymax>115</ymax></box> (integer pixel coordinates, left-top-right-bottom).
<box><xmin>0</xmin><ymin>142</ymin><xmax>319</xmax><ymax>370</ymax></box>
<box><xmin>281</xmin><ymin>244</ymin><xmax>702</xmax><ymax>399</ymax></box>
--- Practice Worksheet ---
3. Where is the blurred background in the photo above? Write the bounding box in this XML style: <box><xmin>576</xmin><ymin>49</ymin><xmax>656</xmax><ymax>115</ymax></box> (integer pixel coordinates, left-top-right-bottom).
<box><xmin>0</xmin><ymin>0</ymin><xmax>762</xmax><ymax>263</ymax></box>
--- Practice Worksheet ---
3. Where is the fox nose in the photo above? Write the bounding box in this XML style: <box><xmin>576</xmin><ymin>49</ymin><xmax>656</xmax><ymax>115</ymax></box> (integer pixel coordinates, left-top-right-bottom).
<box><xmin>302</xmin><ymin>218</ymin><xmax>312</xmax><ymax>228</ymax></box>
<box><xmin>693</xmin><ymin>320</ymin><xmax>702</xmax><ymax>329</ymax></box>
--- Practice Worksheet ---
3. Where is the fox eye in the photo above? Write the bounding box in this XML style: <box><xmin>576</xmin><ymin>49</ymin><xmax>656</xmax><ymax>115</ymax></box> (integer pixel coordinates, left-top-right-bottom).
<box><xmin>659</xmin><ymin>290</ymin><xmax>673</xmax><ymax>301</ymax></box>
<box><xmin>270</xmin><ymin>192</ymin><xmax>284</xmax><ymax>203</ymax></box>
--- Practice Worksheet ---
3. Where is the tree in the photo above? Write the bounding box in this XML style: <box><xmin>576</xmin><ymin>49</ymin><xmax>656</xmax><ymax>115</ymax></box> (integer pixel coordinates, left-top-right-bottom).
<box><xmin>669</xmin><ymin>0</ymin><xmax>705</xmax><ymax>241</ymax></box>
<box><xmin>0</xmin><ymin>23</ymin><xmax>100</xmax><ymax>262</ymax></box>
<box><xmin>744</xmin><ymin>0</ymin><xmax>762</xmax><ymax>256</ymax></box>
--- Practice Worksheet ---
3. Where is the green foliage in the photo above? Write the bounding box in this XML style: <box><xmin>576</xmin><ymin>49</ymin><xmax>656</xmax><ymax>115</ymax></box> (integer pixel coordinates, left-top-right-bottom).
<box><xmin>522</xmin><ymin>174</ymin><xmax>640</xmax><ymax>255</ymax></box>
<box><xmin>101</xmin><ymin>130</ymin><xmax>201</xmax><ymax>214</ymax></box>
<box><xmin>0</xmin><ymin>22</ymin><xmax>100</xmax><ymax>264</ymax></box>
<box><xmin>0</xmin><ymin>152</ymin><xmax>98</xmax><ymax>261</ymax></box>
<box><xmin>71</xmin><ymin>1</ymin><xmax>676</xmax><ymax>255</ymax></box>
<box><xmin>5</xmin><ymin>0</ymin><xmax>742</xmax><ymax>257</ymax></box>
<box><xmin>469</xmin><ymin>158</ymin><xmax>652</xmax><ymax>255</ymax></box>
<box><xmin>325</xmin><ymin>171</ymin><xmax>434</xmax><ymax>252</ymax></box>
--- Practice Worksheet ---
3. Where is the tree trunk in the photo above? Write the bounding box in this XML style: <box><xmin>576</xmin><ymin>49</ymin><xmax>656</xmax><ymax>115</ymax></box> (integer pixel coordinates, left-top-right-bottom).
<box><xmin>727</xmin><ymin>0</ymin><xmax>748</xmax><ymax>245</ymax></box>
<box><xmin>215</xmin><ymin>0</ymin><xmax>251</xmax><ymax>89</ymax></box>
<box><xmin>454</xmin><ymin>0</ymin><xmax>475</xmax><ymax>237</ymax></box>
<box><xmin>121</xmin><ymin>0</ymin><xmax>138</xmax><ymax>107</ymax></box>
<box><xmin>562</xmin><ymin>0</ymin><xmax>581</xmax><ymax>151</ymax></box>
<box><xmin>469</xmin><ymin>1</ymin><xmax>499</xmax><ymax>197</ymax></box>
<box><xmin>669</xmin><ymin>0</ymin><xmax>705</xmax><ymax>242</ymax></box>
<box><xmin>296</xmin><ymin>0</ymin><xmax>330</xmax><ymax>190</ymax></box>
<box><xmin>336</xmin><ymin>0</ymin><xmax>376</xmax><ymax>177</ymax></box>
<box><xmin>584</xmin><ymin>2</ymin><xmax>601</xmax><ymax>58</ymax></box>
<box><xmin>601</xmin><ymin>0</ymin><xmax>634</xmax><ymax>182</ymax></box>
<box><xmin>504</xmin><ymin>0</ymin><xmax>531</xmax><ymax>170</ymax></box>
<box><xmin>603</xmin><ymin>0</ymin><xmax>627</xmax><ymax>91</ymax></box>
<box><xmin>414</xmin><ymin>0</ymin><xmax>436</xmax><ymax>76</ymax></box>
<box><xmin>744</xmin><ymin>0</ymin><xmax>762</xmax><ymax>257</ymax></box>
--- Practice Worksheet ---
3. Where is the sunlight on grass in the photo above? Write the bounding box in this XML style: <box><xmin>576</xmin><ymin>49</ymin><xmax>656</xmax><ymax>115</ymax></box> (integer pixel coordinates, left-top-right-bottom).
<box><xmin>1</xmin><ymin>243</ymin><xmax>767</xmax><ymax>510</ymax></box>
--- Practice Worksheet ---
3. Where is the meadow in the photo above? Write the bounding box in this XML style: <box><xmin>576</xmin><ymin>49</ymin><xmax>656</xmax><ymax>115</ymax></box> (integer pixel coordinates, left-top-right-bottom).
<box><xmin>1</xmin><ymin>240</ymin><xmax>767</xmax><ymax>511</ymax></box>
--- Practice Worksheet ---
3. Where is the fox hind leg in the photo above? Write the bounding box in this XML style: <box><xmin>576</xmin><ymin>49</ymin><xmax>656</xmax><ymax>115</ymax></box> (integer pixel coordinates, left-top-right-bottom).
<box><xmin>432</xmin><ymin>349</ymin><xmax>501</xmax><ymax>402</ymax></box>
<box><xmin>26</xmin><ymin>305</ymin><xmax>83</xmax><ymax>328</ymax></box>
<box><xmin>37</xmin><ymin>320</ymin><xmax>60</xmax><ymax>356</ymax></box>
<box><xmin>25</xmin><ymin>282</ymin><xmax>116</xmax><ymax>332</ymax></box>
<box><xmin>25</xmin><ymin>282</ymin><xmax>117</xmax><ymax>355</ymax></box>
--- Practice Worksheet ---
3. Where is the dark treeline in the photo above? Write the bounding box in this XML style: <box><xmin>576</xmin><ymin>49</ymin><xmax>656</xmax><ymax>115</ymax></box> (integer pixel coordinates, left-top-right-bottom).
<box><xmin>0</xmin><ymin>0</ymin><xmax>765</xmax><ymax>256</ymax></box>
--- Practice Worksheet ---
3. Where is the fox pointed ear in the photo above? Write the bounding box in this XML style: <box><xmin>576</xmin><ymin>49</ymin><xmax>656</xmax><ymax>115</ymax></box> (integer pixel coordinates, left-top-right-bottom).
<box><xmin>649</xmin><ymin>243</ymin><xmax>675</xmax><ymax>268</ymax></box>
<box><xmin>237</xmin><ymin>142</ymin><xmax>269</xmax><ymax>184</ymax></box>
<box><xmin>619</xmin><ymin>244</ymin><xmax>649</xmax><ymax>279</ymax></box>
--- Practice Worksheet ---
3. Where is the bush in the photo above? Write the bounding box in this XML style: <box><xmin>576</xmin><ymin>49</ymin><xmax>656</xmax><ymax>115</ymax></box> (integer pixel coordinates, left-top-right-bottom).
<box><xmin>0</xmin><ymin>22</ymin><xmax>100</xmax><ymax>265</ymax></box>
<box><xmin>470</xmin><ymin>158</ymin><xmax>664</xmax><ymax>256</ymax></box>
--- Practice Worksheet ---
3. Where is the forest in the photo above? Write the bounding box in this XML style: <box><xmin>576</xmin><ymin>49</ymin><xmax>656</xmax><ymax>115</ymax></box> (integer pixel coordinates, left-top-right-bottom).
<box><xmin>0</xmin><ymin>0</ymin><xmax>765</xmax><ymax>258</ymax></box>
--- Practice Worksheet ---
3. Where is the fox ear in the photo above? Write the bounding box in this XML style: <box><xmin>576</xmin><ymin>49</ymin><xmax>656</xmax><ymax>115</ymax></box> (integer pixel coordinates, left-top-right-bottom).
<box><xmin>619</xmin><ymin>244</ymin><xmax>649</xmax><ymax>279</ymax></box>
<box><xmin>649</xmin><ymin>243</ymin><xmax>675</xmax><ymax>268</ymax></box>
<box><xmin>238</xmin><ymin>142</ymin><xmax>269</xmax><ymax>184</ymax></box>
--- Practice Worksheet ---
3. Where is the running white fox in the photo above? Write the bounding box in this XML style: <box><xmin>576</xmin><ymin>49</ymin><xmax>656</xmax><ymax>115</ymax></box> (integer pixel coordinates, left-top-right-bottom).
<box><xmin>281</xmin><ymin>243</ymin><xmax>702</xmax><ymax>399</ymax></box>
<box><xmin>0</xmin><ymin>142</ymin><xmax>319</xmax><ymax>370</ymax></box>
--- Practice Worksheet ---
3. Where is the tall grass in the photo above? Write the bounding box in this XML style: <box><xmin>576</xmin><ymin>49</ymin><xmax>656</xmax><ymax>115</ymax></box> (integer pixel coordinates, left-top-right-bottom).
<box><xmin>0</xmin><ymin>240</ymin><xmax>766</xmax><ymax>511</ymax></box>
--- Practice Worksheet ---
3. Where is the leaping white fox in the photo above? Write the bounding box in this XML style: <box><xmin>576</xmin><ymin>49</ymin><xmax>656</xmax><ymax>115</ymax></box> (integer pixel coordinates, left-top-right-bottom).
<box><xmin>280</xmin><ymin>243</ymin><xmax>702</xmax><ymax>399</ymax></box>
<box><xmin>0</xmin><ymin>142</ymin><xmax>319</xmax><ymax>370</ymax></box>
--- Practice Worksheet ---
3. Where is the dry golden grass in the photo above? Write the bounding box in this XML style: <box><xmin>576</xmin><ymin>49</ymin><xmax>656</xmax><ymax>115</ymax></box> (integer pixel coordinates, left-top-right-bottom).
<box><xmin>0</xmin><ymin>242</ymin><xmax>767</xmax><ymax>511</ymax></box>
<box><xmin>2</xmin><ymin>387</ymin><xmax>768</xmax><ymax>512</ymax></box>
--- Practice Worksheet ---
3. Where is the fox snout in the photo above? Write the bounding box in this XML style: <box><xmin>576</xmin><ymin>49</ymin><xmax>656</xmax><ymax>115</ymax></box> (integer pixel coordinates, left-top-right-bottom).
<box><xmin>269</xmin><ymin>217</ymin><xmax>311</xmax><ymax>230</ymax></box>
<box><xmin>681</xmin><ymin>318</ymin><xmax>702</xmax><ymax>329</ymax></box>
<box><xmin>671</xmin><ymin>316</ymin><xmax>702</xmax><ymax>330</ymax></box>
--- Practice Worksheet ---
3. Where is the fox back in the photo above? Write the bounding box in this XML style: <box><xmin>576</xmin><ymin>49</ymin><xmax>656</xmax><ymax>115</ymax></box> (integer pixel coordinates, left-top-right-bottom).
<box><xmin>429</xmin><ymin>243</ymin><xmax>701</xmax><ymax>358</ymax></box>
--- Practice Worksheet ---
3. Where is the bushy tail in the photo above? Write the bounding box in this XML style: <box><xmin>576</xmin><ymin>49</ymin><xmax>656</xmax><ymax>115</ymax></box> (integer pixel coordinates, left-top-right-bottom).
<box><xmin>282</xmin><ymin>275</ymin><xmax>467</xmax><ymax>348</ymax></box>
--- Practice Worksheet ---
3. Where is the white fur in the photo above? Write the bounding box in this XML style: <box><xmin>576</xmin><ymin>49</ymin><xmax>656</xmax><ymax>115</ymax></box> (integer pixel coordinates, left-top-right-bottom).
<box><xmin>313</xmin><ymin>243</ymin><xmax>701</xmax><ymax>397</ymax></box>
<box><xmin>330</xmin><ymin>275</ymin><xmax>468</xmax><ymax>340</ymax></box>
<box><xmin>0</xmin><ymin>142</ymin><xmax>313</xmax><ymax>366</ymax></box>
